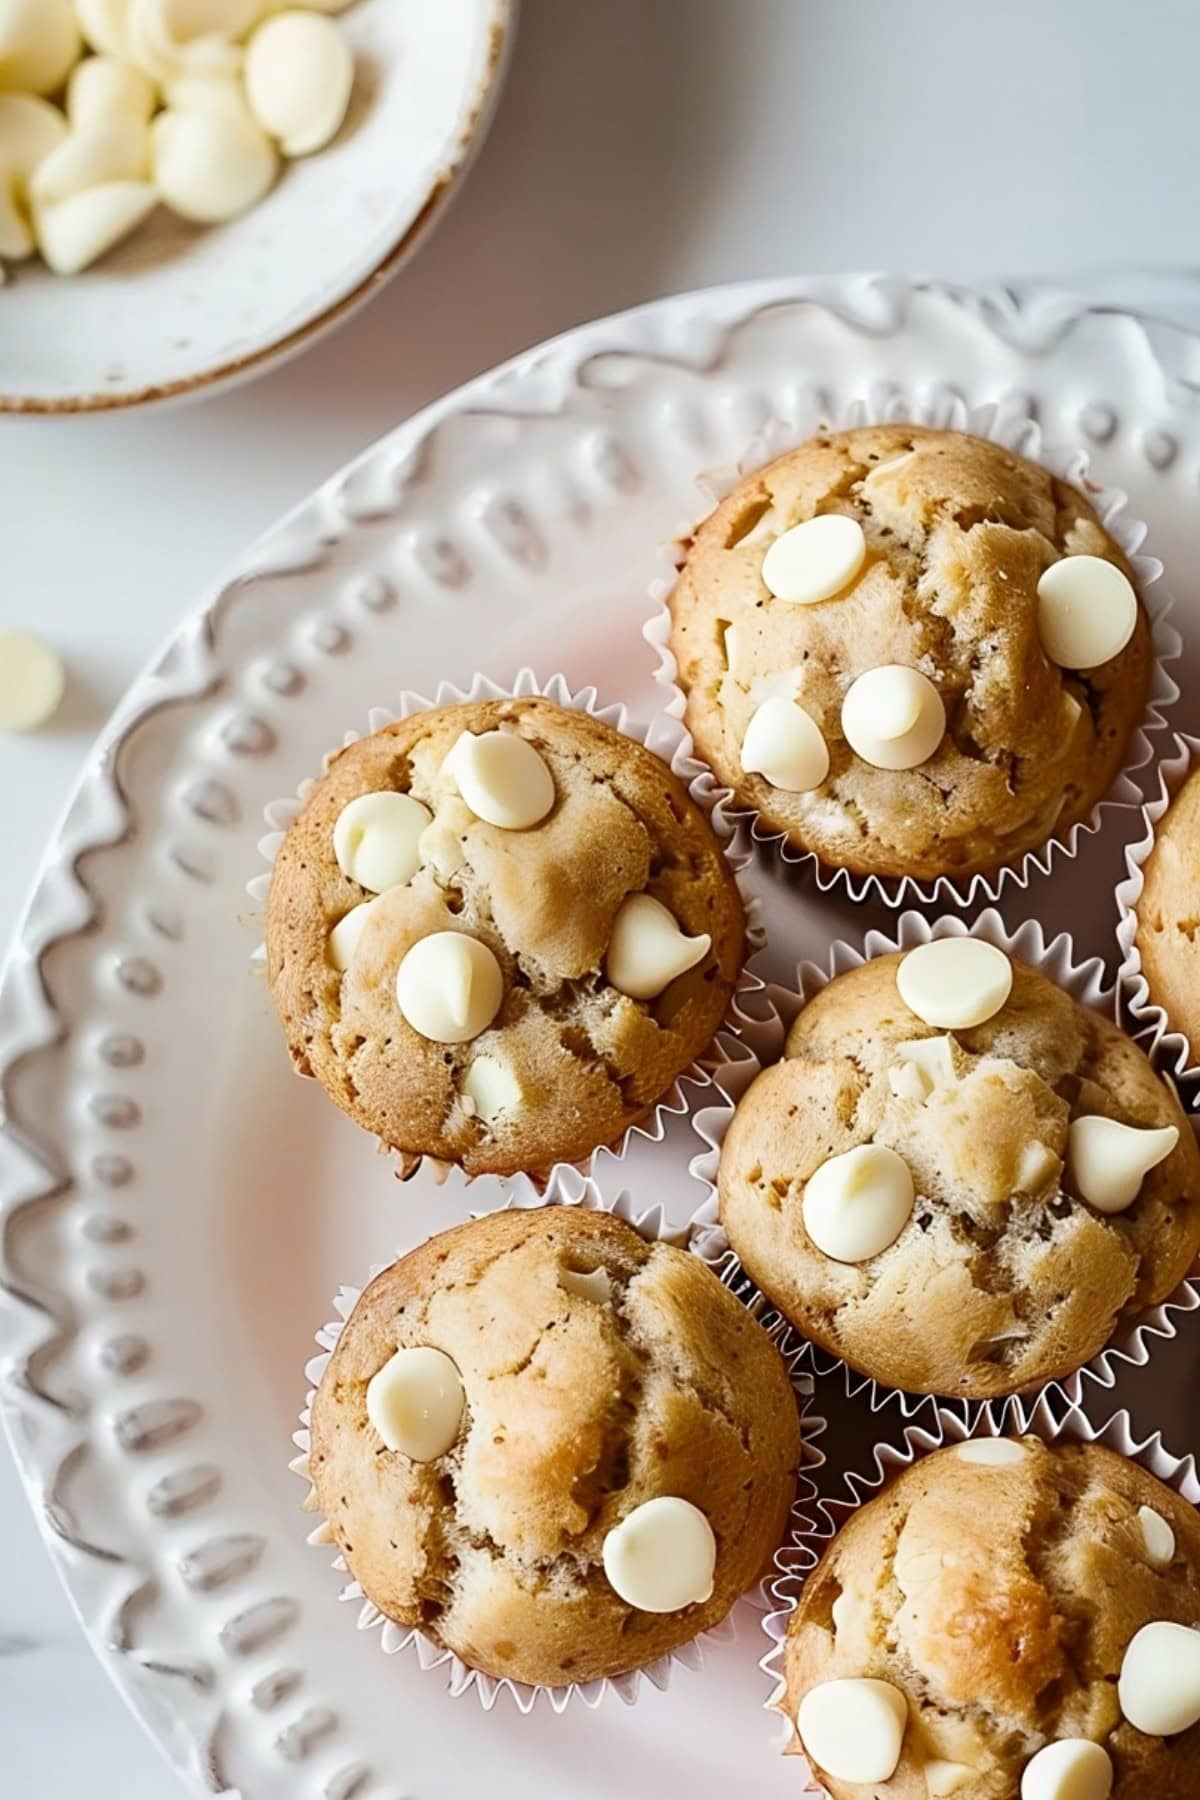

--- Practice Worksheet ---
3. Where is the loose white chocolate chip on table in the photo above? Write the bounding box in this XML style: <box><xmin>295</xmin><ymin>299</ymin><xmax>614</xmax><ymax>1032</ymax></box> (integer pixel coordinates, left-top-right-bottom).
<box><xmin>34</xmin><ymin>175</ymin><xmax>154</xmax><ymax>270</ymax></box>
<box><xmin>0</xmin><ymin>0</ymin><xmax>80</xmax><ymax>96</ymax></box>
<box><xmin>0</xmin><ymin>630</ymin><xmax>65</xmax><ymax>730</ymax></box>
<box><xmin>1138</xmin><ymin>1505</ymin><xmax>1176</xmax><ymax>1568</ymax></box>
<box><xmin>896</xmin><ymin>937</ymin><xmax>1013</xmax><ymax>1031</ymax></box>
<box><xmin>740</xmin><ymin>694</ymin><xmax>829</xmax><ymax>792</ymax></box>
<box><xmin>152</xmin><ymin>97</ymin><xmax>277</xmax><ymax>223</ymax></box>
<box><xmin>30</xmin><ymin>113</ymin><xmax>149</xmax><ymax>206</ymax></box>
<box><xmin>1020</xmin><ymin>1739</ymin><xmax>1113</xmax><ymax>1800</ymax></box>
<box><xmin>244</xmin><ymin>8</ymin><xmax>354</xmax><ymax>156</ymax></box>
<box><xmin>601</xmin><ymin>1496</ymin><xmax>716</xmax><ymax>1613</ymax></box>
<box><xmin>332</xmin><ymin>790</ymin><xmax>431</xmax><ymax>893</ymax></box>
<box><xmin>68</xmin><ymin>54</ymin><xmax>157</xmax><ymax>126</ymax></box>
<box><xmin>604</xmin><ymin>893</ymin><xmax>711</xmax><ymax>1001</ymax></box>
<box><xmin>327</xmin><ymin>897</ymin><xmax>378</xmax><ymax>973</ymax></box>
<box><xmin>887</xmin><ymin>1034</ymin><xmax>956</xmax><ymax>1101</ymax></box>
<box><xmin>841</xmin><ymin>664</ymin><xmax>946</xmax><ymax>770</ymax></box>
<box><xmin>796</xmin><ymin>1678</ymin><xmax>908</xmax><ymax>1785</ymax></box>
<box><xmin>1118</xmin><ymin>1620</ymin><xmax>1200</xmax><ymax>1736</ymax></box>
<box><xmin>444</xmin><ymin>729</ymin><xmax>555</xmax><ymax>831</ymax></box>
<box><xmin>956</xmin><ymin>1438</ymin><xmax>1026</xmax><ymax>1466</ymax></box>
<box><xmin>459</xmin><ymin>1053</ymin><xmax>522</xmax><ymax>1126</ymax></box>
<box><xmin>925</xmin><ymin>1759</ymin><xmax>978</xmax><ymax>1796</ymax></box>
<box><xmin>802</xmin><ymin>1143</ymin><xmax>914</xmax><ymax>1264</ymax></box>
<box><xmin>1037</xmin><ymin>555</ymin><xmax>1138</xmax><ymax>670</ymax></box>
<box><xmin>559</xmin><ymin>1266</ymin><xmax>612</xmax><ymax>1304</ymax></box>
<box><xmin>1067</xmin><ymin>1116</ymin><xmax>1178</xmax><ymax>1214</ymax></box>
<box><xmin>365</xmin><ymin>1346</ymin><xmax>464</xmax><ymax>1462</ymax></box>
<box><xmin>395</xmin><ymin>932</ymin><xmax>504</xmax><ymax>1045</ymax></box>
<box><xmin>0</xmin><ymin>92</ymin><xmax>68</xmax><ymax>257</ymax></box>
<box><xmin>761</xmin><ymin>514</ymin><xmax>866</xmax><ymax>605</ymax></box>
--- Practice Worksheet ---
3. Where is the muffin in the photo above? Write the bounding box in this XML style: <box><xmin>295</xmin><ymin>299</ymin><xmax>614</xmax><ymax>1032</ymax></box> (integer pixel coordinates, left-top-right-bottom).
<box><xmin>718</xmin><ymin>937</ymin><xmax>1200</xmax><ymax>1398</ymax></box>
<box><xmin>668</xmin><ymin>425</ymin><xmax>1151</xmax><ymax>884</ymax></box>
<box><xmin>785</xmin><ymin>1437</ymin><xmax>1200</xmax><ymax>1797</ymax></box>
<box><xmin>1134</xmin><ymin>762</ymin><xmax>1200</xmax><ymax>1062</ymax></box>
<box><xmin>305</xmin><ymin>1207</ymin><xmax>802</xmax><ymax>1689</ymax></box>
<box><xmin>266</xmin><ymin>696</ymin><xmax>745</xmax><ymax>1178</ymax></box>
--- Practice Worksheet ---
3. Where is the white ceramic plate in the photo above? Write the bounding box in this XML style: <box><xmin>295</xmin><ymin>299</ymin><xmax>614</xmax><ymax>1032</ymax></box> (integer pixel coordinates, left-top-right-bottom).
<box><xmin>3</xmin><ymin>276</ymin><xmax>1200</xmax><ymax>1800</ymax></box>
<box><xmin>0</xmin><ymin>0</ymin><xmax>513</xmax><ymax>413</ymax></box>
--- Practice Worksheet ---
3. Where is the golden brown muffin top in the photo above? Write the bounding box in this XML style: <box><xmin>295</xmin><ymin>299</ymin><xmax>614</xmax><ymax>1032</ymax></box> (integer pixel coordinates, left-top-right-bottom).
<box><xmin>669</xmin><ymin>426</ymin><xmax>1150</xmax><ymax>883</ymax></box>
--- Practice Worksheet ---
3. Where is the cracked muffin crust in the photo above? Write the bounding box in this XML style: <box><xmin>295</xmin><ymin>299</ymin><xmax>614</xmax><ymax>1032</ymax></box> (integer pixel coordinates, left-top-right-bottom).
<box><xmin>265</xmin><ymin>697</ymin><xmax>745</xmax><ymax>1178</ymax></box>
<box><xmin>1134</xmin><ymin>764</ymin><xmax>1200</xmax><ymax>1065</ymax></box>
<box><xmin>668</xmin><ymin>425</ymin><xmax>1151</xmax><ymax>883</ymax></box>
<box><xmin>718</xmin><ymin>953</ymin><xmax>1200</xmax><ymax>1399</ymax></box>
<box><xmin>785</xmin><ymin>1438</ymin><xmax>1200</xmax><ymax>1798</ymax></box>
<box><xmin>309</xmin><ymin>1208</ymin><xmax>803</xmax><ymax>1688</ymax></box>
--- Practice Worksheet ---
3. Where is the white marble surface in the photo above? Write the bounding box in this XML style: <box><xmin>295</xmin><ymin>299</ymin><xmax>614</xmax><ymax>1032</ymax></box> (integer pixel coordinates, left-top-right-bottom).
<box><xmin>3</xmin><ymin>0</ymin><xmax>1200</xmax><ymax>1791</ymax></box>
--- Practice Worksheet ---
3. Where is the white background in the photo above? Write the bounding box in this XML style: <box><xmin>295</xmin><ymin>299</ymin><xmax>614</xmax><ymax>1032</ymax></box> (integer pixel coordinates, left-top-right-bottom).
<box><xmin>3</xmin><ymin>0</ymin><xmax>1200</xmax><ymax>1791</ymax></box>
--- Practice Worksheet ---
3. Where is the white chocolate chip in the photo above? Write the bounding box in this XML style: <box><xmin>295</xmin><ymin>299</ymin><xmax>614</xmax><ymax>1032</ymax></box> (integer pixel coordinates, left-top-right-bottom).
<box><xmin>395</xmin><ymin>931</ymin><xmax>503</xmax><ymax>1044</ymax></box>
<box><xmin>1017</xmin><ymin>1140</ymin><xmax>1061</xmax><ymax>1193</ymax></box>
<box><xmin>460</xmin><ymin>1053</ymin><xmax>522</xmax><ymax>1126</ymax></box>
<box><xmin>559</xmin><ymin>1266</ymin><xmax>612</xmax><ymax>1304</ymax></box>
<box><xmin>957</xmin><ymin>1439</ymin><xmax>1026</xmax><ymax>1466</ymax></box>
<box><xmin>76</xmin><ymin>0</ymin><xmax>130</xmax><ymax>57</ymax></box>
<box><xmin>1138</xmin><ymin>1506</ymin><xmax>1176</xmax><ymax>1569</ymax></box>
<box><xmin>761</xmin><ymin>515</ymin><xmax>866</xmax><ymax>605</ymax></box>
<box><xmin>888</xmin><ymin>1034</ymin><xmax>956</xmax><ymax>1102</ymax></box>
<box><xmin>0</xmin><ymin>93</ymin><xmax>68</xmax><ymax>258</ymax></box>
<box><xmin>0</xmin><ymin>0</ymin><xmax>81</xmax><ymax>96</ymax></box>
<box><xmin>1020</xmin><ymin>1740</ymin><xmax>1112</xmax><ymax>1800</ymax></box>
<box><xmin>417</xmin><ymin>807</ymin><xmax>469</xmax><ymax>882</ymax></box>
<box><xmin>68</xmin><ymin>54</ymin><xmax>157</xmax><ymax>127</ymax></box>
<box><xmin>802</xmin><ymin>1143</ymin><xmax>914</xmax><ymax>1264</ymax></box>
<box><xmin>926</xmin><ymin>1762</ymin><xmax>978</xmax><ymax>1798</ymax></box>
<box><xmin>0</xmin><ymin>630</ymin><xmax>65</xmax><ymax>730</ymax></box>
<box><xmin>841</xmin><ymin>664</ymin><xmax>946</xmax><ymax>770</ymax></box>
<box><xmin>740</xmin><ymin>694</ymin><xmax>829</xmax><ymax>792</ymax></box>
<box><xmin>602</xmin><ymin>1496</ymin><xmax>716</xmax><ymax>1614</ymax></box>
<box><xmin>244</xmin><ymin>8</ymin><xmax>353</xmax><ymax>157</ymax></box>
<box><xmin>1067</xmin><ymin>1116</ymin><xmax>1178</xmax><ymax>1215</ymax></box>
<box><xmin>365</xmin><ymin>1346</ymin><xmax>464</xmax><ymax>1462</ymax></box>
<box><xmin>896</xmin><ymin>938</ymin><xmax>1013</xmax><ymax>1031</ymax></box>
<box><xmin>125</xmin><ymin>0</ymin><xmax>252</xmax><ymax>83</ymax></box>
<box><xmin>327</xmin><ymin>897</ymin><xmax>378</xmax><ymax>973</ymax></box>
<box><xmin>1119</xmin><ymin>1620</ymin><xmax>1200</xmax><ymax>1736</ymax></box>
<box><xmin>721</xmin><ymin>619</ymin><xmax>742</xmax><ymax>671</ymax></box>
<box><xmin>1037</xmin><ymin>555</ymin><xmax>1138</xmax><ymax>670</ymax></box>
<box><xmin>30</xmin><ymin>114</ymin><xmax>149</xmax><ymax>206</ymax></box>
<box><xmin>34</xmin><ymin>175</ymin><xmax>154</xmax><ymax>270</ymax></box>
<box><xmin>332</xmin><ymin>790</ymin><xmax>431</xmax><ymax>893</ymax></box>
<box><xmin>796</xmin><ymin>1678</ymin><xmax>908</xmax><ymax>1785</ymax></box>
<box><xmin>443</xmin><ymin>729</ymin><xmax>555</xmax><ymax>831</ymax></box>
<box><xmin>604</xmin><ymin>893</ymin><xmax>711</xmax><ymax>1001</ymax></box>
<box><xmin>152</xmin><ymin>96</ymin><xmax>277</xmax><ymax>223</ymax></box>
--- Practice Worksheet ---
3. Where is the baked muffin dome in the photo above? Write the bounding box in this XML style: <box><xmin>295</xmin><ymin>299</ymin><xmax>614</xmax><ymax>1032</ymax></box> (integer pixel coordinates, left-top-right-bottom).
<box><xmin>785</xmin><ymin>1438</ymin><xmax>1200</xmax><ymax>1798</ymax></box>
<box><xmin>308</xmin><ymin>1208</ymin><xmax>802</xmax><ymax>1688</ymax></box>
<box><xmin>266</xmin><ymin>697</ymin><xmax>745</xmax><ymax>1178</ymax></box>
<box><xmin>718</xmin><ymin>941</ymin><xmax>1200</xmax><ymax>1398</ymax></box>
<box><xmin>668</xmin><ymin>426</ymin><xmax>1151</xmax><ymax>883</ymax></box>
<box><xmin>1134</xmin><ymin>763</ymin><xmax>1200</xmax><ymax>1061</ymax></box>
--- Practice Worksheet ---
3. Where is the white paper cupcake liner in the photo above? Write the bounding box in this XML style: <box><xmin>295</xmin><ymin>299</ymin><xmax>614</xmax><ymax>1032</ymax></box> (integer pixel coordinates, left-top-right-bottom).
<box><xmin>246</xmin><ymin>667</ymin><xmax>766</xmax><ymax>1189</ymax></box>
<box><xmin>761</xmin><ymin>1394</ymin><xmax>1200</xmax><ymax>1786</ymax></box>
<box><xmin>688</xmin><ymin>907</ymin><xmax>1200</xmax><ymax>1427</ymax></box>
<box><xmin>1116</xmin><ymin>730</ymin><xmax>1200</xmax><ymax>1099</ymax></box>
<box><xmin>289</xmin><ymin>1179</ymin><xmax>827</xmax><ymax>1715</ymax></box>
<box><xmin>643</xmin><ymin>386</ymin><xmax>1181</xmax><ymax>910</ymax></box>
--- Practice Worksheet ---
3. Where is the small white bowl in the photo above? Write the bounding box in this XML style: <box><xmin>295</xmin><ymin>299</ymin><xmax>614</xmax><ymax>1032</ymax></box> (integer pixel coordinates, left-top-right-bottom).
<box><xmin>0</xmin><ymin>0</ymin><xmax>514</xmax><ymax>413</ymax></box>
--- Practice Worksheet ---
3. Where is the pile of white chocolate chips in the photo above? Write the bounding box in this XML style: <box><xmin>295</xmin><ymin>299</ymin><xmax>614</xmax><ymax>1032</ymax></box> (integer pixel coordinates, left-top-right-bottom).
<box><xmin>0</xmin><ymin>0</ymin><xmax>358</xmax><ymax>278</ymax></box>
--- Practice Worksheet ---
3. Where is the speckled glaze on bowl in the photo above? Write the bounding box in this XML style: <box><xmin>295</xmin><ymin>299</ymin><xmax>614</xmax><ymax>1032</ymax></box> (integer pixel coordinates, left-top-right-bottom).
<box><xmin>0</xmin><ymin>0</ymin><xmax>514</xmax><ymax>414</ymax></box>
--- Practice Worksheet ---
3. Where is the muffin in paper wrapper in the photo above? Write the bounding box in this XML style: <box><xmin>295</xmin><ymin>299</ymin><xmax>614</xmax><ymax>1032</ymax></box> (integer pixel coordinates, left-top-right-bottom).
<box><xmin>760</xmin><ymin>1393</ymin><xmax>1200</xmax><ymax>1790</ymax></box>
<box><xmin>643</xmin><ymin>386</ymin><xmax>1180</xmax><ymax>910</ymax></box>
<box><xmin>288</xmin><ymin>1180</ymin><xmax>826</xmax><ymax>1714</ymax></box>
<box><xmin>246</xmin><ymin>668</ymin><xmax>765</xmax><ymax>1189</ymax></box>
<box><xmin>688</xmin><ymin>908</ymin><xmax>1199</xmax><ymax>1428</ymax></box>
